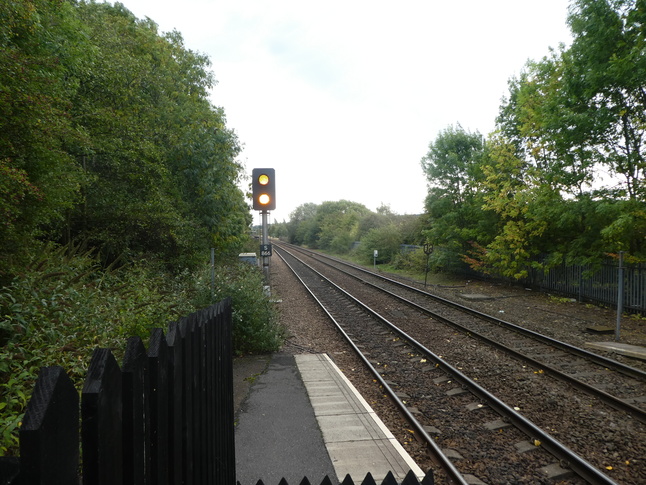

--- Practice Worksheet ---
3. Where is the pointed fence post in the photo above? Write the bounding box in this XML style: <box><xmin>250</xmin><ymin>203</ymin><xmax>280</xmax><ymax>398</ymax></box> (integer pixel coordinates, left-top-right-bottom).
<box><xmin>82</xmin><ymin>349</ymin><xmax>123</xmax><ymax>485</ymax></box>
<box><xmin>20</xmin><ymin>366</ymin><xmax>79</xmax><ymax>484</ymax></box>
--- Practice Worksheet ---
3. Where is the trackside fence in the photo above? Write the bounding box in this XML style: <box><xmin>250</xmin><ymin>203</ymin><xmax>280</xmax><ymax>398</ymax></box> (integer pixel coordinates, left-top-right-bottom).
<box><xmin>0</xmin><ymin>298</ymin><xmax>235</xmax><ymax>485</ymax></box>
<box><xmin>534</xmin><ymin>260</ymin><xmax>646</xmax><ymax>314</ymax></box>
<box><xmin>437</xmin><ymin>250</ymin><xmax>645</xmax><ymax>315</ymax></box>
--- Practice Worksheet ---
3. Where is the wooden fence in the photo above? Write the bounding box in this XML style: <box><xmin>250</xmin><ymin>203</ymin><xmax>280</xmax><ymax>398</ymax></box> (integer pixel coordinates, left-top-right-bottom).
<box><xmin>0</xmin><ymin>298</ymin><xmax>235</xmax><ymax>485</ymax></box>
<box><xmin>256</xmin><ymin>470</ymin><xmax>435</xmax><ymax>485</ymax></box>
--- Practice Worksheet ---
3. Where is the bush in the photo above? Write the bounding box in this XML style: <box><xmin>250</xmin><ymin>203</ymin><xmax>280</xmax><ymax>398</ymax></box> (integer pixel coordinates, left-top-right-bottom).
<box><xmin>356</xmin><ymin>225</ymin><xmax>402</xmax><ymax>264</ymax></box>
<box><xmin>208</xmin><ymin>262</ymin><xmax>284</xmax><ymax>355</ymax></box>
<box><xmin>0</xmin><ymin>244</ymin><xmax>282</xmax><ymax>455</ymax></box>
<box><xmin>0</xmin><ymin>243</ymin><xmax>202</xmax><ymax>455</ymax></box>
<box><xmin>392</xmin><ymin>248</ymin><xmax>428</xmax><ymax>273</ymax></box>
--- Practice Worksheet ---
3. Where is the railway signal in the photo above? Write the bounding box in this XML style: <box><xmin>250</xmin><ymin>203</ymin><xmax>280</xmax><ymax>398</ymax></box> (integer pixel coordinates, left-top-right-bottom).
<box><xmin>252</xmin><ymin>168</ymin><xmax>276</xmax><ymax>211</ymax></box>
<box><xmin>252</xmin><ymin>168</ymin><xmax>275</xmax><ymax>290</ymax></box>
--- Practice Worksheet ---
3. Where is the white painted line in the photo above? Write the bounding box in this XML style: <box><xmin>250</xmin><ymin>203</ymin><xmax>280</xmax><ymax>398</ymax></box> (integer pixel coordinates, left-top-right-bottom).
<box><xmin>295</xmin><ymin>354</ymin><xmax>425</xmax><ymax>481</ymax></box>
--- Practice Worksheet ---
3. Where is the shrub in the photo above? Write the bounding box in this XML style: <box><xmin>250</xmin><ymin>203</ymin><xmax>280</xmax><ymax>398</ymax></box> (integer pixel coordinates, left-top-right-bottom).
<box><xmin>392</xmin><ymin>248</ymin><xmax>428</xmax><ymax>273</ymax></box>
<box><xmin>356</xmin><ymin>225</ymin><xmax>402</xmax><ymax>264</ymax></box>
<box><xmin>208</xmin><ymin>262</ymin><xmax>284</xmax><ymax>355</ymax></box>
<box><xmin>0</xmin><ymin>244</ymin><xmax>282</xmax><ymax>455</ymax></box>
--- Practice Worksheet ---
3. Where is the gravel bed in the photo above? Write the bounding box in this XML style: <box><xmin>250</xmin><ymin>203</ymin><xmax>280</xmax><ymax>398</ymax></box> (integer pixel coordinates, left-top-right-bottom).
<box><xmin>270</xmin><ymin>255</ymin><xmax>433</xmax><ymax>470</ymax></box>
<box><xmin>269</xmin><ymin>252</ymin><xmax>646</xmax><ymax>484</ymax></box>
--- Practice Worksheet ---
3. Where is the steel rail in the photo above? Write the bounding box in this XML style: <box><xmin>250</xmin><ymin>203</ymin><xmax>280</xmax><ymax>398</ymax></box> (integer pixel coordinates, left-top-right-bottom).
<box><xmin>276</xmin><ymin>245</ymin><xmax>619</xmax><ymax>485</ymax></box>
<box><xmin>276</xmin><ymin>247</ymin><xmax>469</xmax><ymax>485</ymax></box>
<box><xmin>290</xmin><ymin>243</ymin><xmax>646</xmax><ymax>383</ymax></box>
<box><xmin>294</xmin><ymin>248</ymin><xmax>646</xmax><ymax>424</ymax></box>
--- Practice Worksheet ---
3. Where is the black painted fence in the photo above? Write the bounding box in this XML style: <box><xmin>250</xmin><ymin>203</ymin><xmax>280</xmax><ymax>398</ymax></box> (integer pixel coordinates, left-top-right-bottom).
<box><xmin>1</xmin><ymin>296</ymin><xmax>436</xmax><ymax>485</ymax></box>
<box><xmin>259</xmin><ymin>470</ymin><xmax>435</xmax><ymax>485</ymax></box>
<box><xmin>0</xmin><ymin>298</ymin><xmax>235</xmax><ymax>485</ymax></box>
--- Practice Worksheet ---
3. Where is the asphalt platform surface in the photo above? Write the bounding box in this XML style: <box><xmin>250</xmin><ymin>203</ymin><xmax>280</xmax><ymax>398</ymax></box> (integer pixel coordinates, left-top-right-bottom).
<box><xmin>233</xmin><ymin>353</ymin><xmax>424</xmax><ymax>485</ymax></box>
<box><xmin>234</xmin><ymin>353</ymin><xmax>336</xmax><ymax>485</ymax></box>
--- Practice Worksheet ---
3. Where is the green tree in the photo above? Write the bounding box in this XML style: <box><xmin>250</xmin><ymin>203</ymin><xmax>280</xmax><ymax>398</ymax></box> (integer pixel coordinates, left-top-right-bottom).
<box><xmin>315</xmin><ymin>201</ymin><xmax>370</xmax><ymax>253</ymax></box>
<box><xmin>474</xmin><ymin>134</ymin><xmax>553</xmax><ymax>278</ymax></box>
<box><xmin>495</xmin><ymin>0</ymin><xmax>646</xmax><ymax>260</ymax></box>
<box><xmin>68</xmin><ymin>2</ymin><xmax>247</xmax><ymax>266</ymax></box>
<box><xmin>0</xmin><ymin>0</ymin><xmax>88</xmax><ymax>274</ymax></box>
<box><xmin>287</xmin><ymin>203</ymin><xmax>319</xmax><ymax>246</ymax></box>
<box><xmin>566</xmin><ymin>0</ymin><xmax>646</xmax><ymax>201</ymax></box>
<box><xmin>420</xmin><ymin>125</ymin><xmax>496</xmax><ymax>262</ymax></box>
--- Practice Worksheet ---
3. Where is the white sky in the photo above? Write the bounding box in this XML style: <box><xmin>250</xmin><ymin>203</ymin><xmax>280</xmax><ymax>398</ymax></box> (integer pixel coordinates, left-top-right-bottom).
<box><xmin>119</xmin><ymin>0</ymin><xmax>573</xmax><ymax>223</ymax></box>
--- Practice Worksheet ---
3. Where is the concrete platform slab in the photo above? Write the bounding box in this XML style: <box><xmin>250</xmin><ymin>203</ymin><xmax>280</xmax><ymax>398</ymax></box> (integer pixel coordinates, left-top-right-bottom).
<box><xmin>296</xmin><ymin>354</ymin><xmax>425</xmax><ymax>482</ymax></box>
<box><xmin>585</xmin><ymin>341</ymin><xmax>646</xmax><ymax>361</ymax></box>
<box><xmin>459</xmin><ymin>293</ymin><xmax>494</xmax><ymax>301</ymax></box>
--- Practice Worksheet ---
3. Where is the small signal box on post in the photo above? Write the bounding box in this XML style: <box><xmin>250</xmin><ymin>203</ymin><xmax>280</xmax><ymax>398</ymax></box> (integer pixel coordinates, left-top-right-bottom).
<box><xmin>252</xmin><ymin>168</ymin><xmax>276</xmax><ymax>211</ymax></box>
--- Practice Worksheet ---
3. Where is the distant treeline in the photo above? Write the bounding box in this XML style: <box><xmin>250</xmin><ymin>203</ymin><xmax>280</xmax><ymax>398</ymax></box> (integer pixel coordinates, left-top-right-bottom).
<box><xmin>275</xmin><ymin>0</ymin><xmax>646</xmax><ymax>280</ymax></box>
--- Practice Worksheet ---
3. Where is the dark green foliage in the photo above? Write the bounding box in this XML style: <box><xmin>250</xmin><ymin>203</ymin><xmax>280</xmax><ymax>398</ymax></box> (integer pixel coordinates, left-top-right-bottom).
<box><xmin>66</xmin><ymin>1</ymin><xmax>249</xmax><ymax>266</ymax></box>
<box><xmin>0</xmin><ymin>243</ymin><xmax>197</xmax><ymax>455</ymax></box>
<box><xmin>0</xmin><ymin>0</ymin><xmax>275</xmax><ymax>456</ymax></box>
<box><xmin>209</xmin><ymin>263</ymin><xmax>284</xmax><ymax>355</ymax></box>
<box><xmin>420</xmin><ymin>125</ymin><xmax>497</xmax><ymax>265</ymax></box>
<box><xmin>0</xmin><ymin>0</ymin><xmax>250</xmax><ymax>274</ymax></box>
<box><xmin>0</xmin><ymin>0</ymin><xmax>87</xmax><ymax>274</ymax></box>
<box><xmin>0</xmin><ymin>243</ymin><xmax>283</xmax><ymax>455</ymax></box>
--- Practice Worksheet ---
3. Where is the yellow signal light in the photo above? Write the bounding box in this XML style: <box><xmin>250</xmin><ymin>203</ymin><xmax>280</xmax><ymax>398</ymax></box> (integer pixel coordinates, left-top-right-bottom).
<box><xmin>252</xmin><ymin>168</ymin><xmax>276</xmax><ymax>211</ymax></box>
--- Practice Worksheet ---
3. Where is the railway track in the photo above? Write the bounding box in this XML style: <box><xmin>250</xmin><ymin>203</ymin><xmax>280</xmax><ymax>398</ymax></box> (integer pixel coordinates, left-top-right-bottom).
<box><xmin>274</xmin><ymin>242</ymin><xmax>645</xmax><ymax>484</ymax></box>
<box><xmin>283</xmin><ymin>244</ymin><xmax>646</xmax><ymax>422</ymax></box>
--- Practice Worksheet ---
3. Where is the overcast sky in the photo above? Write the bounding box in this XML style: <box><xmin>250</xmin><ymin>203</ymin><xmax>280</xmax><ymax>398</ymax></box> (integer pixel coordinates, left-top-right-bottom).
<box><xmin>120</xmin><ymin>0</ymin><xmax>573</xmax><ymax>223</ymax></box>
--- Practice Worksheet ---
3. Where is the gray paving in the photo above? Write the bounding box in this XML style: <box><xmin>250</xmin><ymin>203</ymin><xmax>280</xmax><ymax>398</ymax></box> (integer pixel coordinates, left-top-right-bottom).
<box><xmin>585</xmin><ymin>341</ymin><xmax>646</xmax><ymax>361</ymax></box>
<box><xmin>296</xmin><ymin>354</ymin><xmax>424</xmax><ymax>482</ymax></box>
<box><xmin>234</xmin><ymin>353</ymin><xmax>424</xmax><ymax>485</ymax></box>
<box><xmin>235</xmin><ymin>353</ymin><xmax>336</xmax><ymax>485</ymax></box>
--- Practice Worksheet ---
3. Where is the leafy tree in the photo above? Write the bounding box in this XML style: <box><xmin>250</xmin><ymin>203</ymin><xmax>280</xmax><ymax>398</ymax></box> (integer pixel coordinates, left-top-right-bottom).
<box><xmin>67</xmin><ymin>1</ymin><xmax>248</xmax><ymax>266</ymax></box>
<box><xmin>420</xmin><ymin>125</ymin><xmax>496</xmax><ymax>261</ymax></box>
<box><xmin>492</xmin><ymin>0</ymin><xmax>646</xmax><ymax>264</ymax></box>
<box><xmin>421</xmin><ymin>124</ymin><xmax>486</xmax><ymax>204</ymax></box>
<box><xmin>566</xmin><ymin>0</ymin><xmax>646</xmax><ymax>201</ymax></box>
<box><xmin>475</xmin><ymin>134</ymin><xmax>553</xmax><ymax>278</ymax></box>
<box><xmin>0</xmin><ymin>0</ymin><xmax>88</xmax><ymax>275</ymax></box>
<box><xmin>287</xmin><ymin>203</ymin><xmax>320</xmax><ymax>246</ymax></box>
<box><xmin>302</xmin><ymin>200</ymin><xmax>370</xmax><ymax>252</ymax></box>
<box><xmin>499</xmin><ymin>58</ymin><xmax>598</xmax><ymax>196</ymax></box>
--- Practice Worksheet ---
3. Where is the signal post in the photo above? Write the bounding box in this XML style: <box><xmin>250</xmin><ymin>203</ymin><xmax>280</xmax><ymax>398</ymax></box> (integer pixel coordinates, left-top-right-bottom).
<box><xmin>252</xmin><ymin>168</ymin><xmax>275</xmax><ymax>287</ymax></box>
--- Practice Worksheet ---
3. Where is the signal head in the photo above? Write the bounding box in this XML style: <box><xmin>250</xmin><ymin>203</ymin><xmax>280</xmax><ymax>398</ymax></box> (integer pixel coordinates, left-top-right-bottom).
<box><xmin>252</xmin><ymin>168</ymin><xmax>276</xmax><ymax>211</ymax></box>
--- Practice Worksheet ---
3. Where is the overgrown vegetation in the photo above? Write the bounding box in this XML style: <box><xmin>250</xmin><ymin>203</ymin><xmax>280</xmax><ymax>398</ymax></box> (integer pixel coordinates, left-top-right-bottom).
<box><xmin>0</xmin><ymin>242</ymin><xmax>283</xmax><ymax>455</ymax></box>
<box><xmin>0</xmin><ymin>0</ymin><xmax>282</xmax><ymax>455</ymax></box>
<box><xmin>211</xmin><ymin>263</ymin><xmax>284</xmax><ymax>354</ymax></box>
